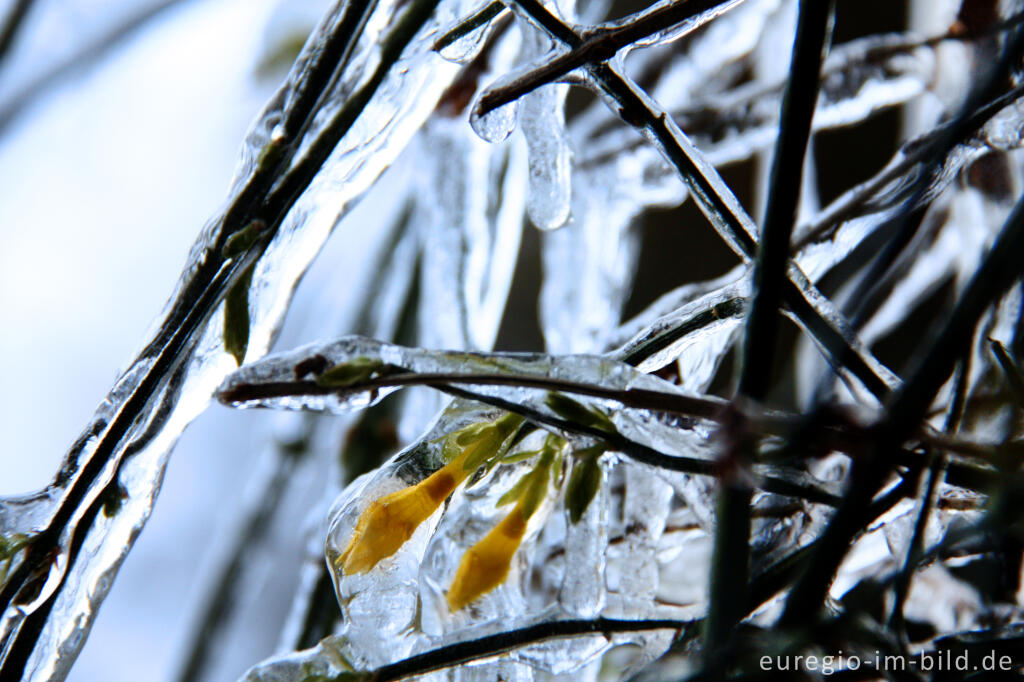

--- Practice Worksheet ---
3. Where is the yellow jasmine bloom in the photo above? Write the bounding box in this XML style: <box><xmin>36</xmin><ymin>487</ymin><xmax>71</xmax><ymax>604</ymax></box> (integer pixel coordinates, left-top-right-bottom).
<box><xmin>338</xmin><ymin>414</ymin><xmax>523</xmax><ymax>574</ymax></box>
<box><xmin>446</xmin><ymin>504</ymin><xmax>529</xmax><ymax>612</ymax></box>
<box><xmin>339</xmin><ymin>460</ymin><xmax>467</xmax><ymax>574</ymax></box>
<box><xmin>446</xmin><ymin>436</ymin><xmax>560</xmax><ymax>610</ymax></box>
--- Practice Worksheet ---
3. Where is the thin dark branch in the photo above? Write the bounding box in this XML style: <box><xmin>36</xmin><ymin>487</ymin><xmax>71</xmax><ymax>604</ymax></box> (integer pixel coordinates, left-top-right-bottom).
<box><xmin>0</xmin><ymin>0</ymin><xmax>438</xmax><ymax>676</ymax></box>
<box><xmin>781</xmin><ymin>143</ymin><xmax>1024</xmax><ymax>624</ymax></box>
<box><xmin>220</xmin><ymin>361</ymin><xmax>1012</xmax><ymax>466</ymax></box>
<box><xmin>477</xmin><ymin>0</ymin><xmax>737</xmax><ymax>116</ymax></box>
<box><xmin>707</xmin><ymin>0</ymin><xmax>833</xmax><ymax>661</ymax></box>
<box><xmin>218</xmin><ymin>0</ymin><xmax>378</xmax><ymax>240</ymax></box>
<box><xmin>579</xmin><ymin>20</ymin><xmax>1024</xmax><ymax>177</ymax></box>
<box><xmin>991</xmin><ymin>338</ymin><xmax>1024</xmax><ymax>408</ymax></box>
<box><xmin>617</xmin><ymin>295</ymin><xmax>747</xmax><ymax>368</ymax></box>
<box><xmin>675</xmin><ymin>472</ymin><xmax>921</xmax><ymax>662</ymax></box>
<box><xmin>435</xmin><ymin>384</ymin><xmax>843</xmax><ymax>506</ymax></box>
<box><xmin>749</xmin><ymin>469</ymin><xmax>919</xmax><ymax>613</ymax></box>
<box><xmin>221</xmin><ymin>368</ymin><xmax>729</xmax><ymax>420</ymax></box>
<box><xmin>738</xmin><ymin>0</ymin><xmax>832</xmax><ymax>400</ymax></box>
<box><xmin>780</xmin><ymin>21</ymin><xmax>1024</xmax><ymax>611</ymax></box>
<box><xmin>888</xmin><ymin>355</ymin><xmax>968</xmax><ymax>637</ymax></box>
<box><xmin>372</xmin><ymin>618</ymin><xmax>694</xmax><ymax>681</ymax></box>
<box><xmin>792</xmin><ymin>75</ymin><xmax>1024</xmax><ymax>253</ymax></box>
<box><xmin>0</xmin><ymin>0</ymin><xmax>34</xmax><ymax>75</ymax></box>
<box><xmin>433</xmin><ymin>0</ymin><xmax>505</xmax><ymax>52</ymax></box>
<box><xmin>888</xmin><ymin>451</ymin><xmax>946</xmax><ymax>637</ymax></box>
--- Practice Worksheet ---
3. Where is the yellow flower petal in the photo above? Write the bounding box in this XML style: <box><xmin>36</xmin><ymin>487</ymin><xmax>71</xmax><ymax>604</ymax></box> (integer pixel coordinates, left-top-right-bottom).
<box><xmin>446</xmin><ymin>506</ymin><xmax>528</xmax><ymax>611</ymax></box>
<box><xmin>339</xmin><ymin>463</ymin><xmax>465</xmax><ymax>574</ymax></box>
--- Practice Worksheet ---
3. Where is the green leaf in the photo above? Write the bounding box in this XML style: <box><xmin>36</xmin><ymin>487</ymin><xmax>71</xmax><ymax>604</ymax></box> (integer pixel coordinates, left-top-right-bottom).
<box><xmin>223</xmin><ymin>264</ymin><xmax>255</xmax><ymax>366</ymax></box>
<box><xmin>497</xmin><ymin>473</ymin><xmax>533</xmax><ymax>508</ymax></box>
<box><xmin>0</xmin><ymin>532</ymin><xmax>31</xmax><ymax>585</ymax></box>
<box><xmin>222</xmin><ymin>220</ymin><xmax>266</xmax><ymax>260</ymax></box>
<box><xmin>497</xmin><ymin>439</ymin><xmax>558</xmax><ymax>515</ymax></box>
<box><xmin>0</xmin><ymin>533</ymin><xmax>30</xmax><ymax>561</ymax></box>
<box><xmin>566</xmin><ymin>447</ymin><xmax>605</xmax><ymax>524</ymax></box>
<box><xmin>519</xmin><ymin>451</ymin><xmax>553</xmax><ymax>519</ymax></box>
<box><xmin>544</xmin><ymin>392</ymin><xmax>617</xmax><ymax>434</ymax></box>
<box><xmin>315</xmin><ymin>357</ymin><xmax>385</xmax><ymax>388</ymax></box>
<box><xmin>500</xmin><ymin>448</ymin><xmax>542</xmax><ymax>464</ymax></box>
<box><xmin>255</xmin><ymin>137</ymin><xmax>286</xmax><ymax>174</ymax></box>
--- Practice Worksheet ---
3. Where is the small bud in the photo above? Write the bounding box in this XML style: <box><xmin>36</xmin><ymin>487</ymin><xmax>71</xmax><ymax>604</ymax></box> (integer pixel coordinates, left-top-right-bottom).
<box><xmin>223</xmin><ymin>264</ymin><xmax>255</xmax><ymax>366</ymax></box>
<box><xmin>221</xmin><ymin>220</ymin><xmax>266</xmax><ymax>260</ymax></box>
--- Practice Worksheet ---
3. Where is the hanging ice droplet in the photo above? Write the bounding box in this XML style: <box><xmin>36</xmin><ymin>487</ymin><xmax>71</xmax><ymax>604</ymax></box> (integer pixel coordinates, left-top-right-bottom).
<box><xmin>470</xmin><ymin>98</ymin><xmax>520</xmax><ymax>143</ymax></box>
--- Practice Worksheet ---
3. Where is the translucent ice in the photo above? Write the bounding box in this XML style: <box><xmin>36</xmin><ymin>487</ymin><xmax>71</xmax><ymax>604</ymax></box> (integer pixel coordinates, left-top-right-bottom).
<box><xmin>0</xmin><ymin>0</ymin><xmax>479</xmax><ymax>676</ymax></box>
<box><xmin>470</xmin><ymin>97</ymin><xmax>520</xmax><ymax>142</ymax></box>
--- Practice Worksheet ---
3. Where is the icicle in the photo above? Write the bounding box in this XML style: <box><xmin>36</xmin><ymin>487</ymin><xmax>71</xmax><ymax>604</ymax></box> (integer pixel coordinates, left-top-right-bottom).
<box><xmin>606</xmin><ymin>464</ymin><xmax>673</xmax><ymax>615</ymax></box>
<box><xmin>558</xmin><ymin>460</ymin><xmax>609</xmax><ymax>617</ymax></box>
<box><xmin>521</xmin><ymin>82</ymin><xmax>573</xmax><ymax>230</ymax></box>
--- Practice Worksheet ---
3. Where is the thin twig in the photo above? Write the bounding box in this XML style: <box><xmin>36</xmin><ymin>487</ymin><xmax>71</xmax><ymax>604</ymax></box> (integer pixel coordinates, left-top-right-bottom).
<box><xmin>372</xmin><ymin>617</ymin><xmax>694</xmax><ymax>681</ymax></box>
<box><xmin>781</xmin><ymin>110</ymin><xmax>1024</xmax><ymax>624</ymax></box>
<box><xmin>707</xmin><ymin>0</ymin><xmax>834</xmax><ymax>662</ymax></box>
<box><xmin>477</xmin><ymin>0</ymin><xmax>740</xmax><ymax>116</ymax></box>
<box><xmin>435</xmin><ymin>384</ymin><xmax>843</xmax><ymax>506</ymax></box>
<box><xmin>782</xmin><ymin>27</ymin><xmax>1024</xmax><ymax>617</ymax></box>
<box><xmin>618</xmin><ymin>295</ymin><xmax>747</xmax><ymax>368</ymax></box>
<box><xmin>433</xmin><ymin>0</ymin><xmax>505</xmax><ymax>52</ymax></box>
<box><xmin>578</xmin><ymin>20</ymin><xmax>1024</xmax><ymax>175</ymax></box>
<box><xmin>791</xmin><ymin>82</ymin><xmax>1024</xmax><ymax>252</ymax></box>
<box><xmin>221</xmin><ymin>369</ymin><xmax>729</xmax><ymax>420</ymax></box>
<box><xmin>221</xmin><ymin>359</ymin><xmax>1016</xmax><ymax>467</ymax></box>
<box><xmin>888</xmin><ymin>354</ymin><xmax>968</xmax><ymax>638</ymax></box>
<box><xmin>0</xmin><ymin>0</ymin><xmax>35</xmax><ymax>76</ymax></box>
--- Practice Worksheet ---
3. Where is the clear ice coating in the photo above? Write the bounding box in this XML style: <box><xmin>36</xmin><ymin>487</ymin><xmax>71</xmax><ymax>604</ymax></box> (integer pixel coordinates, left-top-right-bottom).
<box><xmin>470</xmin><ymin>97</ymin><xmax>521</xmax><ymax>142</ymax></box>
<box><xmin>217</xmin><ymin>335</ymin><xmax>718</xmax><ymax>421</ymax></box>
<box><xmin>0</xmin><ymin>0</ymin><xmax>478</xmax><ymax>677</ymax></box>
<box><xmin>246</xmin><ymin>391</ymin><xmax>716</xmax><ymax>679</ymax></box>
<box><xmin>223</xmin><ymin>332</ymin><xmax>849</xmax><ymax>677</ymax></box>
<box><xmin>603</xmin><ymin>0</ymin><xmax>748</xmax><ymax>56</ymax></box>
<box><xmin>232</xmin><ymin>0</ymin><xmax>1020</xmax><ymax>676</ymax></box>
<box><xmin>8</xmin><ymin>0</ymin><xmax>1023</xmax><ymax>678</ymax></box>
<box><xmin>414</xmin><ymin>118</ymin><xmax>525</xmax><ymax>352</ymax></box>
<box><xmin>437</xmin><ymin>4</ymin><xmax>512</xmax><ymax>64</ymax></box>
